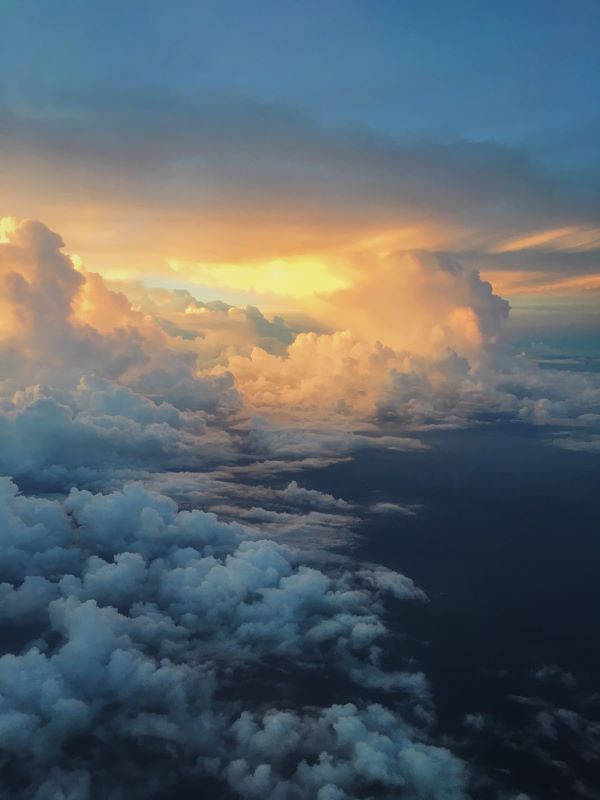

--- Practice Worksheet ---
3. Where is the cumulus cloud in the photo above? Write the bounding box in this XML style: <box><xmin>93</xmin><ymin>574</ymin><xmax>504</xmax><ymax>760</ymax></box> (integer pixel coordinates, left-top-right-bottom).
<box><xmin>3</xmin><ymin>215</ymin><xmax>599</xmax><ymax>449</ymax></box>
<box><xmin>145</xmin><ymin>471</ymin><xmax>353</xmax><ymax>515</ymax></box>
<box><xmin>17</xmin><ymin>222</ymin><xmax>510</xmax><ymax>429</ymax></box>
<box><xmin>242</xmin><ymin>417</ymin><xmax>427</xmax><ymax>458</ymax></box>
<box><xmin>140</xmin><ymin>472</ymin><xmax>361</xmax><ymax>550</ymax></box>
<box><xmin>0</xmin><ymin>218</ymin><xmax>146</xmax><ymax>386</ymax></box>
<box><xmin>318</xmin><ymin>251</ymin><xmax>510</xmax><ymax>363</ymax></box>
<box><xmin>0</xmin><ymin>218</ymin><xmax>276</xmax><ymax>488</ymax></box>
<box><xmin>0</xmin><ymin>478</ymin><xmax>466</xmax><ymax>799</ymax></box>
<box><xmin>220</xmin><ymin>251</ymin><xmax>598</xmax><ymax>436</ymax></box>
<box><xmin>0</xmin><ymin>217</ymin><xmax>259</xmax><ymax>413</ymax></box>
<box><xmin>1</xmin><ymin>215</ymin><xmax>598</xmax><ymax>800</ymax></box>
<box><xmin>279</xmin><ymin>480</ymin><xmax>352</xmax><ymax>510</ymax></box>
<box><xmin>0</xmin><ymin>376</ymin><xmax>235</xmax><ymax>491</ymax></box>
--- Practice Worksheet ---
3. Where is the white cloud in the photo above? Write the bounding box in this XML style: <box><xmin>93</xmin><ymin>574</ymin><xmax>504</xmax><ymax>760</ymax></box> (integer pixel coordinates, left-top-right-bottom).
<box><xmin>0</xmin><ymin>377</ymin><xmax>235</xmax><ymax>491</ymax></box>
<box><xmin>243</xmin><ymin>417</ymin><xmax>426</xmax><ymax>458</ymax></box>
<box><xmin>0</xmin><ymin>478</ymin><xmax>468</xmax><ymax>798</ymax></box>
<box><xmin>370</xmin><ymin>501</ymin><xmax>420</xmax><ymax>516</ymax></box>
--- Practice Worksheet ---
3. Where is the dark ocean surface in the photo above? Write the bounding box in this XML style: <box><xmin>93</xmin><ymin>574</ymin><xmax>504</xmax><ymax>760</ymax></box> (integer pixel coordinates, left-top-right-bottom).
<box><xmin>281</xmin><ymin>423</ymin><xmax>600</xmax><ymax>798</ymax></box>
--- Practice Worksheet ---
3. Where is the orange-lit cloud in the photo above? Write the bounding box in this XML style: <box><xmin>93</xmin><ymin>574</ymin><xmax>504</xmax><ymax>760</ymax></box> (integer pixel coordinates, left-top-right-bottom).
<box><xmin>312</xmin><ymin>251</ymin><xmax>508</xmax><ymax>362</ymax></box>
<box><xmin>482</xmin><ymin>269</ymin><xmax>600</xmax><ymax>297</ymax></box>
<box><xmin>0</xmin><ymin>216</ymin><xmax>509</xmax><ymax>423</ymax></box>
<box><xmin>3</xmin><ymin>87</ymin><xmax>600</xmax><ymax>315</ymax></box>
<box><xmin>2</xmin><ymin>214</ymin><xmax>600</xmax><ymax>453</ymax></box>
<box><xmin>489</xmin><ymin>225</ymin><xmax>600</xmax><ymax>254</ymax></box>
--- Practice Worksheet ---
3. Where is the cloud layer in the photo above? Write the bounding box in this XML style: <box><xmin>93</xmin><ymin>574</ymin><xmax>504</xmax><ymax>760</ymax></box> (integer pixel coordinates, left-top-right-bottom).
<box><xmin>1</xmin><ymin>216</ymin><xmax>599</xmax><ymax>491</ymax></box>
<box><xmin>1</xmin><ymin>216</ymin><xmax>599</xmax><ymax>798</ymax></box>
<box><xmin>0</xmin><ymin>477</ymin><xmax>466</xmax><ymax>799</ymax></box>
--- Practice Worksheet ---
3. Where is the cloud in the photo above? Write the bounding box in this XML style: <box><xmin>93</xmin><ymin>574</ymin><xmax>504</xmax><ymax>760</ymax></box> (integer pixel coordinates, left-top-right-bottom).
<box><xmin>0</xmin><ymin>218</ymin><xmax>148</xmax><ymax>385</ymax></box>
<box><xmin>225</xmin><ymin>335</ymin><xmax>474</xmax><ymax>422</ymax></box>
<box><xmin>0</xmin><ymin>216</ymin><xmax>289</xmax><ymax>402</ymax></box>
<box><xmin>460</xmin><ymin>689</ymin><xmax>600</xmax><ymax>799</ymax></box>
<box><xmin>552</xmin><ymin>433</ymin><xmax>600</xmax><ymax>452</ymax></box>
<box><xmin>2</xmin><ymin>85</ymin><xmax>599</xmax><ymax>277</ymax></box>
<box><xmin>533</xmin><ymin>665</ymin><xmax>577</xmax><ymax>690</ymax></box>
<box><xmin>224</xmin><ymin>703</ymin><xmax>466</xmax><ymax>800</ymax></box>
<box><xmin>0</xmin><ymin>216</ymin><xmax>598</xmax><ymax>800</ymax></box>
<box><xmin>279</xmin><ymin>480</ymin><xmax>352</xmax><ymax>510</ymax></box>
<box><xmin>1</xmin><ymin>215</ymin><xmax>598</xmax><ymax>483</ymax></box>
<box><xmin>0</xmin><ymin>376</ymin><xmax>235</xmax><ymax>491</ymax></box>
<box><xmin>221</xmin><ymin>251</ymin><xmax>513</xmax><ymax>420</ymax></box>
<box><xmin>242</xmin><ymin>418</ymin><xmax>426</xmax><ymax>458</ymax></box>
<box><xmin>0</xmin><ymin>477</ymin><xmax>467</xmax><ymax>799</ymax></box>
<box><xmin>315</xmin><ymin>250</ymin><xmax>510</xmax><ymax>362</ymax></box>
<box><xmin>1</xmin><ymin>61</ymin><xmax>599</xmax><ymax>344</ymax></box>
<box><xmin>140</xmin><ymin>472</ymin><xmax>361</xmax><ymax>550</ymax></box>
<box><xmin>370</xmin><ymin>502</ymin><xmax>420</xmax><ymax>517</ymax></box>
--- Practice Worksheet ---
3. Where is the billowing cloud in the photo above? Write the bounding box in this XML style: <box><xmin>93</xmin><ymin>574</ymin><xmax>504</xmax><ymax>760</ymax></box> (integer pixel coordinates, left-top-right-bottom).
<box><xmin>0</xmin><ymin>477</ymin><xmax>467</xmax><ymax>799</ymax></box>
<box><xmin>315</xmin><ymin>251</ymin><xmax>510</xmax><ymax>361</ymax></box>
<box><xmin>1</xmin><ymin>215</ymin><xmax>599</xmax><ymax>476</ymax></box>
<box><xmin>0</xmin><ymin>215</ymin><xmax>599</xmax><ymax>799</ymax></box>
<box><xmin>0</xmin><ymin>377</ymin><xmax>236</xmax><ymax>491</ymax></box>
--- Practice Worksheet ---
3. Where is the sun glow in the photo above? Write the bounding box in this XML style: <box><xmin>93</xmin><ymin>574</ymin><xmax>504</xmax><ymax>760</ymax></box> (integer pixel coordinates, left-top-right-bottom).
<box><xmin>167</xmin><ymin>255</ymin><xmax>351</xmax><ymax>298</ymax></box>
<box><xmin>0</xmin><ymin>216</ymin><xmax>18</xmax><ymax>243</ymax></box>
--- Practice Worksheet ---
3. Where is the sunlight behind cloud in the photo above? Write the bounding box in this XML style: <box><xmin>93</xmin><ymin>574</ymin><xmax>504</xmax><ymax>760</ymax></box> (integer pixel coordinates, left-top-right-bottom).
<box><xmin>167</xmin><ymin>255</ymin><xmax>351</xmax><ymax>298</ymax></box>
<box><xmin>0</xmin><ymin>216</ymin><xmax>18</xmax><ymax>243</ymax></box>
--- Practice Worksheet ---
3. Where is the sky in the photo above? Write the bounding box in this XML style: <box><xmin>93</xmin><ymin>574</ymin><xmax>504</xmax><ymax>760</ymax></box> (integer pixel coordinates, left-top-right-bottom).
<box><xmin>1</xmin><ymin>0</ymin><xmax>599</xmax><ymax>325</ymax></box>
<box><xmin>1</xmin><ymin>3</ymin><xmax>600</xmax><ymax>799</ymax></box>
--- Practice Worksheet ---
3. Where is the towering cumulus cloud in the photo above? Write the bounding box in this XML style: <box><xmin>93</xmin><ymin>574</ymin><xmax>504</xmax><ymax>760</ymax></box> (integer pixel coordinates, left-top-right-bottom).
<box><xmin>320</xmin><ymin>251</ymin><xmax>510</xmax><ymax>361</ymax></box>
<box><xmin>4</xmin><ymin>215</ymin><xmax>597</xmax><ymax>436</ymax></box>
<box><xmin>1</xmin><ymin>217</ymin><xmax>599</xmax><ymax>798</ymax></box>
<box><xmin>0</xmin><ymin>218</ymin><xmax>243</xmax><ymax>490</ymax></box>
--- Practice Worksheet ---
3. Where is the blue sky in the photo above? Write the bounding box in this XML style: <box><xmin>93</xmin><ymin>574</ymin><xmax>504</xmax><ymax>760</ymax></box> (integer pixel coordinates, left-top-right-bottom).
<box><xmin>3</xmin><ymin>0</ymin><xmax>599</xmax><ymax>151</ymax></box>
